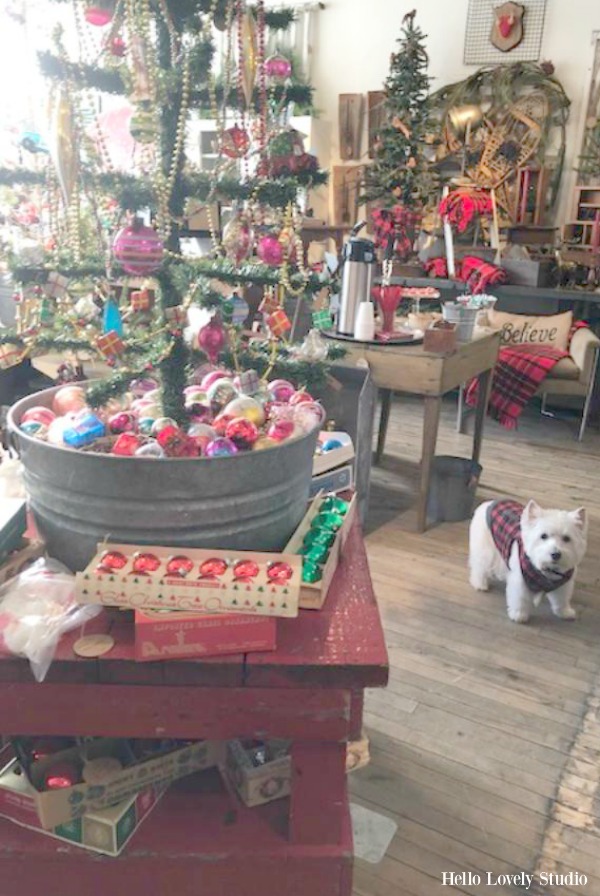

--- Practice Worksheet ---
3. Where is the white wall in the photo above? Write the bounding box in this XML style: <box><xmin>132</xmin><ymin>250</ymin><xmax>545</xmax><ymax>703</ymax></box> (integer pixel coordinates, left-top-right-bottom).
<box><xmin>296</xmin><ymin>0</ymin><xmax>600</xmax><ymax>223</ymax></box>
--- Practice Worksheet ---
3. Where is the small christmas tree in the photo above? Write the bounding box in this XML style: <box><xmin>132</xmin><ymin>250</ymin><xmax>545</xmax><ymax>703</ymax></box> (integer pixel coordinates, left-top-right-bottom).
<box><xmin>363</xmin><ymin>10</ymin><xmax>436</xmax><ymax>261</ymax></box>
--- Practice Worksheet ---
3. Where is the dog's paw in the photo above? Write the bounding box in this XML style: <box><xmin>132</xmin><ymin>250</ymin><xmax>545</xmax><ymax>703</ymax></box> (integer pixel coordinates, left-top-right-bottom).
<box><xmin>507</xmin><ymin>609</ymin><xmax>530</xmax><ymax>624</ymax></box>
<box><xmin>469</xmin><ymin>574</ymin><xmax>489</xmax><ymax>592</ymax></box>
<box><xmin>554</xmin><ymin>606</ymin><xmax>577</xmax><ymax>621</ymax></box>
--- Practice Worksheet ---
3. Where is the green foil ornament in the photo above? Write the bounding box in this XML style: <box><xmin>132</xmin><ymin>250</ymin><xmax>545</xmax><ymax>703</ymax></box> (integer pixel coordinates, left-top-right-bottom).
<box><xmin>302</xmin><ymin>561</ymin><xmax>322</xmax><ymax>583</ymax></box>
<box><xmin>320</xmin><ymin>495</ymin><xmax>349</xmax><ymax>515</ymax></box>
<box><xmin>303</xmin><ymin>543</ymin><xmax>330</xmax><ymax>566</ymax></box>
<box><xmin>303</xmin><ymin>528</ymin><xmax>335</xmax><ymax>550</ymax></box>
<box><xmin>312</xmin><ymin>511</ymin><xmax>344</xmax><ymax>533</ymax></box>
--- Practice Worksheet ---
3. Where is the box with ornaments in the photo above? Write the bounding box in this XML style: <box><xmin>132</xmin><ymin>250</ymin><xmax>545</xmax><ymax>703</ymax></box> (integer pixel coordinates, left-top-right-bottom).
<box><xmin>286</xmin><ymin>491</ymin><xmax>356</xmax><ymax>611</ymax></box>
<box><xmin>75</xmin><ymin>544</ymin><xmax>302</xmax><ymax>618</ymax></box>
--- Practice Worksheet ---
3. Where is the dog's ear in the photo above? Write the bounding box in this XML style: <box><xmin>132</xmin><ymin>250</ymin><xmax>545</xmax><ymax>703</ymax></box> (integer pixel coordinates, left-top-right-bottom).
<box><xmin>570</xmin><ymin>507</ymin><xmax>587</xmax><ymax>531</ymax></box>
<box><xmin>522</xmin><ymin>499</ymin><xmax>542</xmax><ymax>523</ymax></box>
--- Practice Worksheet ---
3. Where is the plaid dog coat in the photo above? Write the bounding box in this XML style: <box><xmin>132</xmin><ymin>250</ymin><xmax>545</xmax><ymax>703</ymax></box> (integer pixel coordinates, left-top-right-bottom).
<box><xmin>486</xmin><ymin>499</ymin><xmax>573</xmax><ymax>594</ymax></box>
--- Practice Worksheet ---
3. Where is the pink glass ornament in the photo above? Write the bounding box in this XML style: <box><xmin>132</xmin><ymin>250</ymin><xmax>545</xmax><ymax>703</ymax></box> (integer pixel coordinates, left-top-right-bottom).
<box><xmin>289</xmin><ymin>389</ymin><xmax>313</xmax><ymax>406</ymax></box>
<box><xmin>84</xmin><ymin>4</ymin><xmax>113</xmax><ymax>27</ymax></box>
<box><xmin>21</xmin><ymin>406</ymin><xmax>56</xmax><ymax>427</ymax></box>
<box><xmin>200</xmin><ymin>369</ymin><xmax>232</xmax><ymax>391</ymax></box>
<box><xmin>212</xmin><ymin>413</ymin><xmax>236</xmax><ymax>437</ymax></box>
<box><xmin>257</xmin><ymin>233</ymin><xmax>284</xmax><ymax>267</ymax></box>
<box><xmin>267</xmin><ymin>379</ymin><xmax>295</xmax><ymax>403</ymax></box>
<box><xmin>108</xmin><ymin>412</ymin><xmax>137</xmax><ymax>434</ymax></box>
<box><xmin>112</xmin><ymin>219</ymin><xmax>164</xmax><ymax>275</ymax></box>
<box><xmin>267</xmin><ymin>418</ymin><xmax>295</xmax><ymax>442</ymax></box>
<box><xmin>205</xmin><ymin>437</ymin><xmax>238</xmax><ymax>457</ymax></box>
<box><xmin>293</xmin><ymin>402</ymin><xmax>325</xmax><ymax>433</ymax></box>
<box><xmin>197</xmin><ymin>319</ymin><xmax>227</xmax><ymax>364</ymax></box>
<box><xmin>225</xmin><ymin>417</ymin><xmax>259</xmax><ymax>449</ymax></box>
<box><xmin>52</xmin><ymin>386</ymin><xmax>87</xmax><ymax>416</ymax></box>
<box><xmin>264</xmin><ymin>53</ymin><xmax>292</xmax><ymax>81</ymax></box>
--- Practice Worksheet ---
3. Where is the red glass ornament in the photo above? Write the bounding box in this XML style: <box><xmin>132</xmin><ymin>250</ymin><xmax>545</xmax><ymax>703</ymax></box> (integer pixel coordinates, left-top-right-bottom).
<box><xmin>219</xmin><ymin>125</ymin><xmax>250</xmax><ymax>159</ymax></box>
<box><xmin>266</xmin><ymin>561</ymin><xmax>293</xmax><ymax>584</ymax></box>
<box><xmin>85</xmin><ymin>4</ymin><xmax>113</xmax><ymax>26</ymax></box>
<box><xmin>156</xmin><ymin>424</ymin><xmax>189</xmax><ymax>457</ymax></box>
<box><xmin>289</xmin><ymin>390</ymin><xmax>313</xmax><ymax>406</ymax></box>
<box><xmin>212</xmin><ymin>413</ymin><xmax>235</xmax><ymax>437</ymax></box>
<box><xmin>199</xmin><ymin>557</ymin><xmax>228</xmax><ymax>578</ymax></box>
<box><xmin>108</xmin><ymin>412</ymin><xmax>137</xmax><ymax>434</ymax></box>
<box><xmin>267</xmin><ymin>418</ymin><xmax>295</xmax><ymax>442</ymax></box>
<box><xmin>267</xmin><ymin>379</ymin><xmax>295</xmax><ymax>403</ymax></box>
<box><xmin>112</xmin><ymin>432</ymin><xmax>141</xmax><ymax>456</ymax></box>
<box><xmin>22</xmin><ymin>406</ymin><xmax>56</xmax><ymax>427</ymax></box>
<box><xmin>132</xmin><ymin>552</ymin><xmax>161</xmax><ymax>574</ymax></box>
<box><xmin>225</xmin><ymin>416</ymin><xmax>259</xmax><ymax>449</ymax></box>
<box><xmin>44</xmin><ymin>761</ymin><xmax>80</xmax><ymax>790</ymax></box>
<box><xmin>109</xmin><ymin>35</ymin><xmax>126</xmax><ymax>56</ymax></box>
<box><xmin>112</xmin><ymin>218</ymin><xmax>164</xmax><ymax>275</ymax></box>
<box><xmin>166</xmin><ymin>555</ymin><xmax>194</xmax><ymax>577</ymax></box>
<box><xmin>233</xmin><ymin>560</ymin><xmax>259</xmax><ymax>580</ymax></box>
<box><xmin>257</xmin><ymin>233</ymin><xmax>284</xmax><ymax>267</ymax></box>
<box><xmin>97</xmin><ymin>549</ymin><xmax>127</xmax><ymax>572</ymax></box>
<box><xmin>196</xmin><ymin>319</ymin><xmax>227</xmax><ymax>364</ymax></box>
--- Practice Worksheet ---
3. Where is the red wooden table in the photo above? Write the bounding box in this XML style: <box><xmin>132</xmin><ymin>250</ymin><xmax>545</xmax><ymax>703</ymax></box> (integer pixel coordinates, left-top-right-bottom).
<box><xmin>0</xmin><ymin>522</ymin><xmax>388</xmax><ymax>896</ymax></box>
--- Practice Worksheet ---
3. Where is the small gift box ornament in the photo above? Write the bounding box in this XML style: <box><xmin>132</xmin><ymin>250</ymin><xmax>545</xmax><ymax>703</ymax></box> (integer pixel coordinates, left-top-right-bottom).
<box><xmin>45</xmin><ymin>271</ymin><xmax>70</xmax><ymax>299</ymax></box>
<box><xmin>130</xmin><ymin>288</ymin><xmax>154</xmax><ymax>312</ymax></box>
<box><xmin>235</xmin><ymin>369</ymin><xmax>260</xmax><ymax>395</ymax></box>
<box><xmin>258</xmin><ymin>290</ymin><xmax>279</xmax><ymax>316</ymax></box>
<box><xmin>267</xmin><ymin>308</ymin><xmax>292</xmax><ymax>338</ymax></box>
<box><xmin>165</xmin><ymin>305</ymin><xmax>187</xmax><ymax>333</ymax></box>
<box><xmin>97</xmin><ymin>330</ymin><xmax>125</xmax><ymax>358</ymax></box>
<box><xmin>0</xmin><ymin>343</ymin><xmax>25</xmax><ymax>370</ymax></box>
<box><xmin>311</xmin><ymin>309</ymin><xmax>331</xmax><ymax>331</ymax></box>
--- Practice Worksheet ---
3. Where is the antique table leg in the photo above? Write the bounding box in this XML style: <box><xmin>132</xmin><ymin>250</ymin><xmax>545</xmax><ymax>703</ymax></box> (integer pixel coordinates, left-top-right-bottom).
<box><xmin>472</xmin><ymin>368</ymin><xmax>492</xmax><ymax>465</ymax></box>
<box><xmin>416</xmin><ymin>395</ymin><xmax>442</xmax><ymax>532</ymax></box>
<box><xmin>375</xmin><ymin>388</ymin><xmax>393</xmax><ymax>465</ymax></box>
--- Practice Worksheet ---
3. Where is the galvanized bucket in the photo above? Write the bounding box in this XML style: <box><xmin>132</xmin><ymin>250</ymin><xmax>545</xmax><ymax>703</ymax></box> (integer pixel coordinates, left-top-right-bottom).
<box><xmin>8</xmin><ymin>384</ymin><xmax>318</xmax><ymax>571</ymax></box>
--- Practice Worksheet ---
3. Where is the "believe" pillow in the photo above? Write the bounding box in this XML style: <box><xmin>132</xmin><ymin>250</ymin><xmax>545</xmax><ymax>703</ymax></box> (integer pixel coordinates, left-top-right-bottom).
<box><xmin>487</xmin><ymin>309</ymin><xmax>573</xmax><ymax>350</ymax></box>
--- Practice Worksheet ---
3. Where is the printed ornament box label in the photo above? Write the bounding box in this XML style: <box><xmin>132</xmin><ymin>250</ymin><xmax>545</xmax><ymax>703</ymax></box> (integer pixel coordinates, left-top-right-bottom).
<box><xmin>75</xmin><ymin>544</ymin><xmax>301</xmax><ymax>618</ymax></box>
<box><xmin>134</xmin><ymin>609</ymin><xmax>277</xmax><ymax>662</ymax></box>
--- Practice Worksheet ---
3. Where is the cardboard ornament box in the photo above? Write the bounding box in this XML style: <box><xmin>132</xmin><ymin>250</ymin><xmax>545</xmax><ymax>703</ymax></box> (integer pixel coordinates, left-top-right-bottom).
<box><xmin>0</xmin><ymin>538</ymin><xmax>45</xmax><ymax>586</ymax></box>
<box><xmin>10</xmin><ymin>737</ymin><xmax>220</xmax><ymax>829</ymax></box>
<box><xmin>0</xmin><ymin>752</ymin><xmax>165</xmax><ymax>856</ymax></box>
<box><xmin>134</xmin><ymin>609</ymin><xmax>277</xmax><ymax>662</ymax></box>
<box><xmin>286</xmin><ymin>492</ymin><xmax>357</xmax><ymax>611</ymax></box>
<box><xmin>76</xmin><ymin>545</ymin><xmax>301</xmax><ymax>619</ymax></box>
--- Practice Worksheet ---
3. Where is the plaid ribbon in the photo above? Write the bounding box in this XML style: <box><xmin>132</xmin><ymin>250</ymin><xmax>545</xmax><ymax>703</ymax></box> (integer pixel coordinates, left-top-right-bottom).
<box><xmin>312</xmin><ymin>308</ymin><xmax>332</xmax><ymax>330</ymax></box>
<box><xmin>267</xmin><ymin>308</ymin><xmax>292</xmax><ymax>337</ymax></box>
<box><xmin>97</xmin><ymin>330</ymin><xmax>125</xmax><ymax>358</ymax></box>
<box><xmin>423</xmin><ymin>255</ymin><xmax>506</xmax><ymax>294</ymax></box>
<box><xmin>465</xmin><ymin>343</ymin><xmax>568</xmax><ymax>429</ymax></box>
<box><xmin>371</xmin><ymin>205</ymin><xmax>421</xmax><ymax>261</ymax></box>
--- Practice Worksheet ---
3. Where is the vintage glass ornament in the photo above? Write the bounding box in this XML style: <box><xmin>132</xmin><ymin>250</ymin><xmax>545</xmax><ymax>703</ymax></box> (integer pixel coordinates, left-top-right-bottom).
<box><xmin>322</xmin><ymin>438</ymin><xmax>343</xmax><ymax>452</ymax></box>
<box><xmin>266</xmin><ymin>561</ymin><xmax>293</xmax><ymax>584</ymax></box>
<box><xmin>97</xmin><ymin>549</ymin><xmax>127</xmax><ymax>571</ymax></box>
<box><xmin>47</xmin><ymin>415</ymin><xmax>75</xmax><ymax>446</ymax></box>
<box><xmin>230</xmin><ymin>293</ymin><xmax>250</xmax><ymax>327</ymax></box>
<box><xmin>239</xmin><ymin>8</ymin><xmax>258</xmax><ymax>106</ymax></box>
<box><xmin>233</xmin><ymin>560</ymin><xmax>260</xmax><ymax>581</ymax></box>
<box><xmin>108</xmin><ymin>34</ymin><xmax>126</xmax><ymax>57</ymax></box>
<box><xmin>21</xmin><ymin>421</ymin><xmax>45</xmax><ymax>437</ymax></box>
<box><xmin>223</xmin><ymin>396</ymin><xmax>265</xmax><ymax>427</ymax></box>
<box><xmin>225</xmin><ymin>417</ymin><xmax>259</xmax><ymax>449</ymax></box>
<box><xmin>52</xmin><ymin>385</ymin><xmax>86</xmax><ymax>416</ymax></box>
<box><xmin>205</xmin><ymin>437</ymin><xmax>238</xmax><ymax>457</ymax></box>
<box><xmin>302</xmin><ymin>561</ymin><xmax>322</xmax><ymax>584</ymax></box>
<box><xmin>219</xmin><ymin>125</ymin><xmax>250</xmax><ymax>159</ymax></box>
<box><xmin>289</xmin><ymin>389</ymin><xmax>313</xmax><ymax>406</ymax></box>
<box><xmin>103</xmin><ymin>295</ymin><xmax>124</xmax><ymax>336</ymax></box>
<box><xmin>112</xmin><ymin>219</ymin><xmax>164</xmax><ymax>275</ymax></box>
<box><xmin>200</xmin><ymin>369</ymin><xmax>232</xmax><ymax>391</ymax></box>
<box><xmin>207</xmin><ymin>377</ymin><xmax>238</xmax><ymax>410</ymax></box>
<box><xmin>257</xmin><ymin>233</ymin><xmax>284</xmax><ymax>267</ymax></box>
<box><xmin>135</xmin><ymin>439</ymin><xmax>164</xmax><ymax>458</ymax></box>
<box><xmin>267</xmin><ymin>379</ymin><xmax>295</xmax><ymax>403</ymax></box>
<box><xmin>197</xmin><ymin>319</ymin><xmax>227</xmax><ymax>364</ymax></box>
<box><xmin>188</xmin><ymin>422</ymin><xmax>216</xmax><ymax>440</ymax></box>
<box><xmin>130</xmin><ymin>377</ymin><xmax>158</xmax><ymax>397</ymax></box>
<box><xmin>222</xmin><ymin>215</ymin><xmax>254</xmax><ymax>265</ymax></box>
<box><xmin>264</xmin><ymin>53</ymin><xmax>292</xmax><ymax>82</ymax></box>
<box><xmin>22</xmin><ymin>406</ymin><xmax>55</xmax><ymax>428</ymax></box>
<box><xmin>133</xmin><ymin>552</ymin><xmax>161</xmax><ymax>573</ymax></box>
<box><xmin>166</xmin><ymin>555</ymin><xmax>194</xmax><ymax>578</ymax></box>
<box><xmin>212</xmin><ymin>412</ymin><xmax>235</xmax><ymax>437</ymax></box>
<box><xmin>108</xmin><ymin>411</ymin><xmax>137</xmax><ymax>434</ymax></box>
<box><xmin>84</xmin><ymin>3</ymin><xmax>114</xmax><ymax>26</ymax></box>
<box><xmin>130</xmin><ymin>105</ymin><xmax>157</xmax><ymax>144</ymax></box>
<box><xmin>156</xmin><ymin>425</ymin><xmax>190</xmax><ymax>457</ymax></box>
<box><xmin>199</xmin><ymin>558</ymin><xmax>228</xmax><ymax>578</ymax></box>
<box><xmin>74</xmin><ymin>295</ymin><xmax>99</xmax><ymax>321</ymax></box>
<box><xmin>151</xmin><ymin>417</ymin><xmax>177</xmax><ymax>436</ymax></box>
<box><xmin>303</xmin><ymin>543</ymin><xmax>330</xmax><ymax>566</ymax></box>
<box><xmin>138</xmin><ymin>416</ymin><xmax>156</xmax><ymax>435</ymax></box>
<box><xmin>313</xmin><ymin>510</ymin><xmax>345</xmax><ymax>532</ymax></box>
<box><xmin>267</xmin><ymin>418</ymin><xmax>295</xmax><ymax>442</ymax></box>
<box><xmin>112</xmin><ymin>432</ymin><xmax>141</xmax><ymax>456</ymax></box>
<box><xmin>303</xmin><ymin>527</ymin><xmax>335</xmax><ymax>550</ymax></box>
<box><xmin>293</xmin><ymin>401</ymin><xmax>326</xmax><ymax>432</ymax></box>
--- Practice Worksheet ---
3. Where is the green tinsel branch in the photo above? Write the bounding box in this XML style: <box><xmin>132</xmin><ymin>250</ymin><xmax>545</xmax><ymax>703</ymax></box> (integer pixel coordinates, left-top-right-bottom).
<box><xmin>85</xmin><ymin>368</ymin><xmax>148</xmax><ymax>408</ymax></box>
<box><xmin>191</xmin><ymin>83</ymin><xmax>313</xmax><ymax>112</ymax></box>
<box><xmin>38</xmin><ymin>51</ymin><xmax>126</xmax><ymax>95</ymax></box>
<box><xmin>0</xmin><ymin>167</ymin><xmax>46</xmax><ymax>187</ymax></box>
<box><xmin>11</xmin><ymin>263</ymin><xmax>106</xmax><ymax>284</ymax></box>
<box><xmin>186</xmin><ymin>257</ymin><xmax>326</xmax><ymax>296</ymax></box>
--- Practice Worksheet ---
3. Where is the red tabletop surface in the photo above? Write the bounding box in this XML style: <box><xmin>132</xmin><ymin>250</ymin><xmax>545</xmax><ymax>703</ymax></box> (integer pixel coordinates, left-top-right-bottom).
<box><xmin>0</xmin><ymin>521</ymin><xmax>389</xmax><ymax>690</ymax></box>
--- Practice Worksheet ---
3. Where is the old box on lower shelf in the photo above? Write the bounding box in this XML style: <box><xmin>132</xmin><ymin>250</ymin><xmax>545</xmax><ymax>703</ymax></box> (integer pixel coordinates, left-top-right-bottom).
<box><xmin>11</xmin><ymin>738</ymin><xmax>220</xmax><ymax>829</ymax></box>
<box><xmin>0</xmin><ymin>755</ymin><xmax>165</xmax><ymax>856</ymax></box>
<box><xmin>285</xmin><ymin>492</ymin><xmax>357</xmax><ymax>610</ymax></box>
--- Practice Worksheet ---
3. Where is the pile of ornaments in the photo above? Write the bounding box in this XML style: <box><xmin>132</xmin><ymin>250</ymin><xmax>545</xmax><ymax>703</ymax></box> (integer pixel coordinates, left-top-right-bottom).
<box><xmin>18</xmin><ymin>369</ymin><xmax>326</xmax><ymax>459</ymax></box>
<box><xmin>299</xmin><ymin>495</ymin><xmax>351</xmax><ymax>584</ymax></box>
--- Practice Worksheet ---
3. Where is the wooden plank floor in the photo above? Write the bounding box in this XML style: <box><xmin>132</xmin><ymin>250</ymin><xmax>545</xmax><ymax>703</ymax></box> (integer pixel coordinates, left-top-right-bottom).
<box><xmin>352</xmin><ymin>395</ymin><xmax>600</xmax><ymax>896</ymax></box>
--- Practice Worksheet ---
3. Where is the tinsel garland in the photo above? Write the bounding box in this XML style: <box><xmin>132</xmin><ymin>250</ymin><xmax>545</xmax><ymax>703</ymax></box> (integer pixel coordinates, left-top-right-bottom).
<box><xmin>186</xmin><ymin>257</ymin><xmax>326</xmax><ymax>295</ymax></box>
<box><xmin>0</xmin><ymin>167</ymin><xmax>45</xmax><ymax>187</ymax></box>
<box><xmin>191</xmin><ymin>82</ymin><xmax>313</xmax><ymax>113</ymax></box>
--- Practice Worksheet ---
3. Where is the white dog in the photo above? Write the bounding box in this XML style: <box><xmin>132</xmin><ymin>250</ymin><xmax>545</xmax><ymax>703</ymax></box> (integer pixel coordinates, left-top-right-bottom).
<box><xmin>469</xmin><ymin>499</ymin><xmax>587</xmax><ymax>623</ymax></box>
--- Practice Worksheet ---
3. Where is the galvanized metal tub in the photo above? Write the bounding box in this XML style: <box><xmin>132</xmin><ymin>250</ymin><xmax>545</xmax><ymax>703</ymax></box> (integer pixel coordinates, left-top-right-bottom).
<box><xmin>8</xmin><ymin>384</ymin><xmax>318</xmax><ymax>571</ymax></box>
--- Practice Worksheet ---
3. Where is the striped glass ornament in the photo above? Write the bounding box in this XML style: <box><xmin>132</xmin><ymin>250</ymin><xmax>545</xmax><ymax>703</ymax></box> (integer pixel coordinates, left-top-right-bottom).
<box><xmin>112</xmin><ymin>220</ymin><xmax>164</xmax><ymax>275</ymax></box>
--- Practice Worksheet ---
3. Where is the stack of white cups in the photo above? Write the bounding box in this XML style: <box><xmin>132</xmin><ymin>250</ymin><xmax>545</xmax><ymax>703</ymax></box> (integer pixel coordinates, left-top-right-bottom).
<box><xmin>354</xmin><ymin>302</ymin><xmax>375</xmax><ymax>341</ymax></box>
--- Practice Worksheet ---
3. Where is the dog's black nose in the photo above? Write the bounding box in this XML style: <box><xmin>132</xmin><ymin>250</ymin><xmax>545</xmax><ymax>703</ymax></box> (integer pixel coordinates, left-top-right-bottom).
<box><xmin>551</xmin><ymin>550</ymin><xmax>562</xmax><ymax>562</ymax></box>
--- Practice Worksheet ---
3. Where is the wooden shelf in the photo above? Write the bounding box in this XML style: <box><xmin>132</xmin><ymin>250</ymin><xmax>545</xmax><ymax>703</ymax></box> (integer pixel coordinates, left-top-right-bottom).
<box><xmin>0</xmin><ymin>768</ymin><xmax>353</xmax><ymax>896</ymax></box>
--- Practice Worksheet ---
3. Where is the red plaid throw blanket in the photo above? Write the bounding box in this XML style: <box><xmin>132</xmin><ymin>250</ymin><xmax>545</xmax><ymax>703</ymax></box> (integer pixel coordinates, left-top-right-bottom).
<box><xmin>465</xmin><ymin>343</ymin><xmax>568</xmax><ymax>429</ymax></box>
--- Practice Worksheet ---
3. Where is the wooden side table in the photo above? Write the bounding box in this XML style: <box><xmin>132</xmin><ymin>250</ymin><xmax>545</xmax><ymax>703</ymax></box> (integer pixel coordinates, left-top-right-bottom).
<box><xmin>337</xmin><ymin>332</ymin><xmax>501</xmax><ymax>531</ymax></box>
<box><xmin>0</xmin><ymin>522</ymin><xmax>388</xmax><ymax>896</ymax></box>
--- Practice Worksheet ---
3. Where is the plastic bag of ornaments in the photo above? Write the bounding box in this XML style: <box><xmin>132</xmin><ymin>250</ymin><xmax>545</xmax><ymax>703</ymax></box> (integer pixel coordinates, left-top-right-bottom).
<box><xmin>0</xmin><ymin>558</ymin><xmax>101</xmax><ymax>681</ymax></box>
